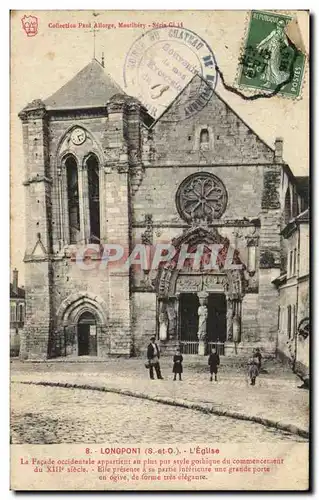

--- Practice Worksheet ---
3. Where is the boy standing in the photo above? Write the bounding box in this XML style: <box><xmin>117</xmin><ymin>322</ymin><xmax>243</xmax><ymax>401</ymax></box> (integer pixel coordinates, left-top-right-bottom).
<box><xmin>208</xmin><ymin>348</ymin><xmax>220</xmax><ymax>382</ymax></box>
<box><xmin>172</xmin><ymin>348</ymin><xmax>183</xmax><ymax>381</ymax></box>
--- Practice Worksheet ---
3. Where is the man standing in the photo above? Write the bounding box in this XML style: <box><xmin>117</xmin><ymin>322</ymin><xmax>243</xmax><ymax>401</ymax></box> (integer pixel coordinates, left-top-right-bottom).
<box><xmin>147</xmin><ymin>336</ymin><xmax>164</xmax><ymax>380</ymax></box>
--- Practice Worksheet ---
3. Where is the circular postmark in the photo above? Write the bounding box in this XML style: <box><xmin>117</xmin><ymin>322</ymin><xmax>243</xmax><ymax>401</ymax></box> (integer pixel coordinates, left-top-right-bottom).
<box><xmin>123</xmin><ymin>27</ymin><xmax>218</xmax><ymax>122</ymax></box>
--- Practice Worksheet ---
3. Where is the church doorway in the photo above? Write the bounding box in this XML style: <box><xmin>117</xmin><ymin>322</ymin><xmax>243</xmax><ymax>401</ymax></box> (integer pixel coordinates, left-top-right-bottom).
<box><xmin>77</xmin><ymin>311</ymin><xmax>97</xmax><ymax>356</ymax></box>
<box><xmin>207</xmin><ymin>293</ymin><xmax>227</xmax><ymax>343</ymax></box>
<box><xmin>180</xmin><ymin>293</ymin><xmax>199</xmax><ymax>342</ymax></box>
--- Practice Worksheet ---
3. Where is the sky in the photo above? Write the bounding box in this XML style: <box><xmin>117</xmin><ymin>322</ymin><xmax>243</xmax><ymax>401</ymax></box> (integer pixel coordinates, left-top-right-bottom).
<box><xmin>10</xmin><ymin>10</ymin><xmax>309</xmax><ymax>285</ymax></box>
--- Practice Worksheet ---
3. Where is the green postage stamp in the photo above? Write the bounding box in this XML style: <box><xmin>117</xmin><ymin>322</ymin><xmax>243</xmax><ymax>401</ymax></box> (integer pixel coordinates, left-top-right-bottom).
<box><xmin>238</xmin><ymin>10</ymin><xmax>306</xmax><ymax>98</ymax></box>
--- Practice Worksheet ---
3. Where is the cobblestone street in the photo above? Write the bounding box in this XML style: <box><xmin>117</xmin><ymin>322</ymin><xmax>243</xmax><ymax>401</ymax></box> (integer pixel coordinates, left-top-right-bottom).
<box><xmin>11</xmin><ymin>383</ymin><xmax>306</xmax><ymax>444</ymax></box>
<box><xmin>11</xmin><ymin>356</ymin><xmax>309</xmax><ymax>443</ymax></box>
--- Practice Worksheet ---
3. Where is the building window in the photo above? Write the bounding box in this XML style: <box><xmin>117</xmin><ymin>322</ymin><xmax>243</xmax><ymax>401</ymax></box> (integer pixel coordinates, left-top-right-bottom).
<box><xmin>287</xmin><ymin>251</ymin><xmax>290</xmax><ymax>277</ymax></box>
<box><xmin>19</xmin><ymin>303</ymin><xmax>24</xmax><ymax>323</ymax></box>
<box><xmin>278</xmin><ymin>306</ymin><xmax>281</xmax><ymax>330</ymax></box>
<box><xmin>293</xmin><ymin>248</ymin><xmax>297</xmax><ymax>276</ymax></box>
<box><xmin>66</xmin><ymin>155</ymin><xmax>80</xmax><ymax>244</ymax></box>
<box><xmin>292</xmin><ymin>305</ymin><xmax>296</xmax><ymax>336</ymax></box>
<box><xmin>86</xmin><ymin>154</ymin><xmax>100</xmax><ymax>243</ymax></box>
<box><xmin>292</xmin><ymin>187</ymin><xmax>298</xmax><ymax>218</ymax></box>
<box><xmin>200</xmin><ymin>128</ymin><xmax>209</xmax><ymax>146</ymax></box>
<box><xmin>289</xmin><ymin>250</ymin><xmax>293</xmax><ymax>277</ymax></box>
<box><xmin>284</xmin><ymin>188</ymin><xmax>291</xmax><ymax>225</ymax></box>
<box><xmin>287</xmin><ymin>305</ymin><xmax>292</xmax><ymax>338</ymax></box>
<box><xmin>10</xmin><ymin>303</ymin><xmax>16</xmax><ymax>323</ymax></box>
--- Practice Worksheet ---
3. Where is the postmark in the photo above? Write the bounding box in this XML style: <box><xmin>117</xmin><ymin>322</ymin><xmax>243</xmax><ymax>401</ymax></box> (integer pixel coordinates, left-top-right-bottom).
<box><xmin>123</xmin><ymin>27</ymin><xmax>218</xmax><ymax>121</ymax></box>
<box><xmin>237</xmin><ymin>11</ymin><xmax>306</xmax><ymax>98</ymax></box>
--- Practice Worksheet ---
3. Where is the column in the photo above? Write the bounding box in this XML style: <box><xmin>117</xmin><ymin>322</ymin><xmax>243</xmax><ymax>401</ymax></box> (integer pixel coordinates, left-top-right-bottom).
<box><xmin>226</xmin><ymin>298</ymin><xmax>234</xmax><ymax>341</ymax></box>
<box><xmin>78</xmin><ymin>166</ymin><xmax>87</xmax><ymax>244</ymax></box>
<box><xmin>233</xmin><ymin>300</ymin><xmax>242</xmax><ymax>343</ymax></box>
<box><xmin>197</xmin><ymin>291</ymin><xmax>208</xmax><ymax>355</ymax></box>
<box><xmin>158</xmin><ymin>300</ymin><xmax>168</xmax><ymax>341</ymax></box>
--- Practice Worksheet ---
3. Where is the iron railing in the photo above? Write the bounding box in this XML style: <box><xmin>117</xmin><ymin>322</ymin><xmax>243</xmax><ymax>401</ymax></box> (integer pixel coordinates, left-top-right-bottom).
<box><xmin>207</xmin><ymin>342</ymin><xmax>225</xmax><ymax>356</ymax></box>
<box><xmin>180</xmin><ymin>341</ymin><xmax>225</xmax><ymax>355</ymax></box>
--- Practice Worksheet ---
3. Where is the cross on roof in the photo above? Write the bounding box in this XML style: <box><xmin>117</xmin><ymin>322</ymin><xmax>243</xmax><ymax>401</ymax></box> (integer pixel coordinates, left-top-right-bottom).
<box><xmin>85</xmin><ymin>12</ymin><xmax>100</xmax><ymax>60</ymax></box>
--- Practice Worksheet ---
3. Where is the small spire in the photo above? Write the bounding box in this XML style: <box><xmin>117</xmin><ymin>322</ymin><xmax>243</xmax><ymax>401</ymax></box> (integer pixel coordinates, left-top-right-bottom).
<box><xmin>101</xmin><ymin>52</ymin><xmax>105</xmax><ymax>68</ymax></box>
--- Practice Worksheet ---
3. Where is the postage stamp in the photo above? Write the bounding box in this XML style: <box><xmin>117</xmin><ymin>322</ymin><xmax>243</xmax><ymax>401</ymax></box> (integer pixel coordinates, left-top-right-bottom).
<box><xmin>124</xmin><ymin>27</ymin><xmax>217</xmax><ymax>121</ymax></box>
<box><xmin>237</xmin><ymin>10</ymin><xmax>306</xmax><ymax>98</ymax></box>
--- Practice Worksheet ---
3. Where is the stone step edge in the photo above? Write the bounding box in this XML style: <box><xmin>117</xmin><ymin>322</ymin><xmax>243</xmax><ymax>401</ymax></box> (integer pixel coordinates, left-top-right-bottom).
<box><xmin>12</xmin><ymin>380</ymin><xmax>309</xmax><ymax>440</ymax></box>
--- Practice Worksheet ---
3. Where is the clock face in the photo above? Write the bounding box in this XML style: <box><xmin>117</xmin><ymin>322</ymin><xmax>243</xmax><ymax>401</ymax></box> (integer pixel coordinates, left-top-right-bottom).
<box><xmin>71</xmin><ymin>128</ymin><xmax>86</xmax><ymax>146</ymax></box>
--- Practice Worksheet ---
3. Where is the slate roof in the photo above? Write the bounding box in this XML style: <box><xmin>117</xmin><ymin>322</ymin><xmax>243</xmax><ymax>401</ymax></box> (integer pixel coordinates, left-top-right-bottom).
<box><xmin>281</xmin><ymin>208</ymin><xmax>309</xmax><ymax>238</ymax></box>
<box><xmin>294</xmin><ymin>207</ymin><xmax>309</xmax><ymax>223</ymax></box>
<box><xmin>44</xmin><ymin>58</ymin><xmax>124</xmax><ymax>110</ymax></box>
<box><xmin>10</xmin><ymin>284</ymin><xmax>25</xmax><ymax>299</ymax></box>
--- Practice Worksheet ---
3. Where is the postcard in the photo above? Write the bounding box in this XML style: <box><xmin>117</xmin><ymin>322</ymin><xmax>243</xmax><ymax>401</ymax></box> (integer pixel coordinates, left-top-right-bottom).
<box><xmin>10</xmin><ymin>9</ymin><xmax>310</xmax><ymax>491</ymax></box>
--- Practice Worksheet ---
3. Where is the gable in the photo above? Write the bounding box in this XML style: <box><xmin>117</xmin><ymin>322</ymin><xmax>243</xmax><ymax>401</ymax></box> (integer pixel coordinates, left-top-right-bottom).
<box><xmin>151</xmin><ymin>74</ymin><xmax>275</xmax><ymax>165</ymax></box>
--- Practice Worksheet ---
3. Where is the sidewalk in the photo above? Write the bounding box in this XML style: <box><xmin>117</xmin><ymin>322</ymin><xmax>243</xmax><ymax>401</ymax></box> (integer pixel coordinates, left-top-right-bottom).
<box><xmin>11</xmin><ymin>356</ymin><xmax>309</xmax><ymax>438</ymax></box>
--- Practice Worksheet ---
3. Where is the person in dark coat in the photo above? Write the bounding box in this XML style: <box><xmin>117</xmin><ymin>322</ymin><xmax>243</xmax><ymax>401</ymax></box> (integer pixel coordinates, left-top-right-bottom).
<box><xmin>147</xmin><ymin>336</ymin><xmax>163</xmax><ymax>380</ymax></box>
<box><xmin>248</xmin><ymin>358</ymin><xmax>259</xmax><ymax>386</ymax></box>
<box><xmin>172</xmin><ymin>348</ymin><xmax>183</xmax><ymax>381</ymax></box>
<box><xmin>253</xmin><ymin>348</ymin><xmax>262</xmax><ymax>371</ymax></box>
<box><xmin>208</xmin><ymin>348</ymin><xmax>220</xmax><ymax>382</ymax></box>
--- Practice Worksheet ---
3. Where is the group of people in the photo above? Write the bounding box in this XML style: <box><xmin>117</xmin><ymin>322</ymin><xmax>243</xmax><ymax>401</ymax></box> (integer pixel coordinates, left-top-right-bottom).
<box><xmin>146</xmin><ymin>336</ymin><xmax>263</xmax><ymax>385</ymax></box>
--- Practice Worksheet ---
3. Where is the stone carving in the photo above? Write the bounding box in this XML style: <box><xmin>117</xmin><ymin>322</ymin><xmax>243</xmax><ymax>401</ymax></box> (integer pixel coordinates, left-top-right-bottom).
<box><xmin>141</xmin><ymin>214</ymin><xmax>153</xmax><ymax>245</ymax></box>
<box><xmin>176</xmin><ymin>173</ymin><xmax>227</xmax><ymax>224</ymax></box>
<box><xmin>176</xmin><ymin>276</ymin><xmax>201</xmax><ymax>292</ymax></box>
<box><xmin>202</xmin><ymin>275</ymin><xmax>227</xmax><ymax>289</ymax></box>
<box><xmin>128</xmin><ymin>148</ymin><xmax>141</xmax><ymax>166</ymax></box>
<box><xmin>226</xmin><ymin>300</ymin><xmax>234</xmax><ymax>341</ymax></box>
<box><xmin>197</xmin><ymin>293</ymin><xmax>208</xmax><ymax>342</ymax></box>
<box><xmin>232</xmin><ymin>314</ymin><xmax>241</xmax><ymax>343</ymax></box>
<box><xmin>159</xmin><ymin>302</ymin><xmax>169</xmax><ymax>341</ymax></box>
<box><xmin>166</xmin><ymin>301</ymin><xmax>177</xmax><ymax>338</ymax></box>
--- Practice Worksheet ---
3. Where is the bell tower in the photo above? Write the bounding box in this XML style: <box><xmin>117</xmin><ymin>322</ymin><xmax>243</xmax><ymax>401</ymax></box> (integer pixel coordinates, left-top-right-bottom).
<box><xmin>18</xmin><ymin>99</ymin><xmax>53</xmax><ymax>359</ymax></box>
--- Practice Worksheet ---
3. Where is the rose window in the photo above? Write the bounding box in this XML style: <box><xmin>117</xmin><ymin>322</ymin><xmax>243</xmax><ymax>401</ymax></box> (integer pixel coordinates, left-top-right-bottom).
<box><xmin>176</xmin><ymin>173</ymin><xmax>227</xmax><ymax>223</ymax></box>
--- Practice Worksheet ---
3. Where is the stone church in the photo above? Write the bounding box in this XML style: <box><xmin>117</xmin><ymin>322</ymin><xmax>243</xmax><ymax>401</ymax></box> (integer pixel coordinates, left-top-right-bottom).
<box><xmin>18</xmin><ymin>58</ymin><xmax>308</xmax><ymax>360</ymax></box>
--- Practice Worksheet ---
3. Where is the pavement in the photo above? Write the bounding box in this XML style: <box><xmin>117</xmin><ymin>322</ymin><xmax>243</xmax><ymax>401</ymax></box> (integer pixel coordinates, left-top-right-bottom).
<box><xmin>11</xmin><ymin>355</ymin><xmax>309</xmax><ymax>439</ymax></box>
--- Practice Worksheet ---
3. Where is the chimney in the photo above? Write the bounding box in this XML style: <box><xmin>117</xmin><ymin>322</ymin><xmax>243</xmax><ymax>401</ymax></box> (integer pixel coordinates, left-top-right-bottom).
<box><xmin>12</xmin><ymin>268</ymin><xmax>18</xmax><ymax>295</ymax></box>
<box><xmin>275</xmin><ymin>137</ymin><xmax>283</xmax><ymax>163</ymax></box>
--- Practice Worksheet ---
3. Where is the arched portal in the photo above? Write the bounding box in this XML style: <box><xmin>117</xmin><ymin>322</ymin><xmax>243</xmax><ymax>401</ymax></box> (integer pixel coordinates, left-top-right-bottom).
<box><xmin>77</xmin><ymin>311</ymin><xmax>97</xmax><ymax>356</ymax></box>
<box><xmin>155</xmin><ymin>226</ymin><xmax>246</xmax><ymax>355</ymax></box>
<box><xmin>55</xmin><ymin>292</ymin><xmax>108</xmax><ymax>358</ymax></box>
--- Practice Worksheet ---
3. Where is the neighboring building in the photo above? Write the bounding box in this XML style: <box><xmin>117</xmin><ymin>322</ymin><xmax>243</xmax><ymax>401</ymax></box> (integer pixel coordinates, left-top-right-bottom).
<box><xmin>274</xmin><ymin>204</ymin><xmax>309</xmax><ymax>382</ymax></box>
<box><xmin>18</xmin><ymin>58</ymin><xmax>309</xmax><ymax>360</ymax></box>
<box><xmin>10</xmin><ymin>268</ymin><xmax>25</xmax><ymax>356</ymax></box>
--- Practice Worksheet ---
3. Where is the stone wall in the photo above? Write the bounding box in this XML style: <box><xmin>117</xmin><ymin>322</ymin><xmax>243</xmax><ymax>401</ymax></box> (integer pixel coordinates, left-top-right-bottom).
<box><xmin>131</xmin><ymin>292</ymin><xmax>157</xmax><ymax>356</ymax></box>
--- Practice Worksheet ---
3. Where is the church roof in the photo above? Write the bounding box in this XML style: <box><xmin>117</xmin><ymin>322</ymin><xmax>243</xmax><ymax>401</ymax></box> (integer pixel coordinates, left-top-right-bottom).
<box><xmin>44</xmin><ymin>58</ymin><xmax>124</xmax><ymax>110</ymax></box>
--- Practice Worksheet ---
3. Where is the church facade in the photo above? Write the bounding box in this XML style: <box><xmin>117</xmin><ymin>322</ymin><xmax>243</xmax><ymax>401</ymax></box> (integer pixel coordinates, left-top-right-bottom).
<box><xmin>18</xmin><ymin>58</ymin><xmax>307</xmax><ymax>360</ymax></box>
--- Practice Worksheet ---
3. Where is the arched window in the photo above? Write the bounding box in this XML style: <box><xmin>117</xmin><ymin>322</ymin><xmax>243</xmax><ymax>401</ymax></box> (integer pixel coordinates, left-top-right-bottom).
<box><xmin>65</xmin><ymin>155</ymin><xmax>80</xmax><ymax>244</ymax></box>
<box><xmin>284</xmin><ymin>188</ymin><xmax>291</xmax><ymax>225</ymax></box>
<box><xmin>10</xmin><ymin>303</ymin><xmax>16</xmax><ymax>323</ymax></box>
<box><xmin>86</xmin><ymin>154</ymin><xmax>100</xmax><ymax>243</ymax></box>
<box><xmin>200</xmin><ymin>128</ymin><xmax>209</xmax><ymax>146</ymax></box>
